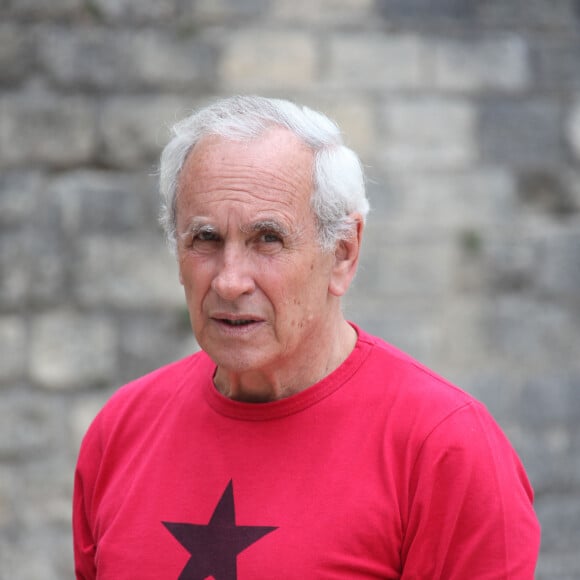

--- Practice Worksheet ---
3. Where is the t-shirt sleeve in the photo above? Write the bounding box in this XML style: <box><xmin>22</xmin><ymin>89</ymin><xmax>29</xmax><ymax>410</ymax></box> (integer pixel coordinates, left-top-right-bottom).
<box><xmin>400</xmin><ymin>402</ymin><xmax>540</xmax><ymax>579</ymax></box>
<box><xmin>73</xmin><ymin>413</ymin><xmax>103</xmax><ymax>580</ymax></box>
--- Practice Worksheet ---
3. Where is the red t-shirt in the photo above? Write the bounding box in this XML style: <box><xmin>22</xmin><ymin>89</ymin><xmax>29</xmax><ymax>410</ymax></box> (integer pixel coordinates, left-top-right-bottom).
<box><xmin>73</xmin><ymin>326</ymin><xmax>540</xmax><ymax>579</ymax></box>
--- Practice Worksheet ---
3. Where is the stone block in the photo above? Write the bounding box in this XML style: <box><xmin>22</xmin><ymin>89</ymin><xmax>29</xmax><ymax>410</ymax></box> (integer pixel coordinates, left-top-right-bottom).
<box><xmin>477</xmin><ymin>0</ymin><xmax>579</xmax><ymax>29</ymax></box>
<box><xmin>362</xmin><ymin>173</ymin><xmax>403</xmax><ymax>217</ymax></box>
<box><xmin>432</xmin><ymin>35</ymin><xmax>530</xmax><ymax>92</ymax></box>
<box><xmin>69</xmin><ymin>395</ymin><xmax>110</xmax><ymax>453</ymax></box>
<box><xmin>345</xmin><ymin>294</ymin><xmax>440</xmax><ymax>365</ymax></box>
<box><xmin>376</xmin><ymin>0</ymin><xmax>476</xmax><ymax>21</ymax></box>
<box><xmin>126</xmin><ymin>30</ymin><xmax>216</xmax><ymax>91</ymax></box>
<box><xmin>0</xmin><ymin>530</ymin><xmax>73</xmax><ymax>580</ymax></box>
<box><xmin>536</xmin><ymin>493</ymin><xmax>580</xmax><ymax>552</ymax></box>
<box><xmin>0</xmin><ymin>317</ymin><xmax>26</xmax><ymax>383</ymax></box>
<box><xmin>40</xmin><ymin>26</ymin><xmax>216</xmax><ymax>91</ymax></box>
<box><xmin>484</xmin><ymin>233</ymin><xmax>538</xmax><ymax>293</ymax></box>
<box><xmin>567</xmin><ymin>98</ymin><xmax>580</xmax><ymax>162</ymax></box>
<box><xmin>48</xmin><ymin>170</ymin><xmax>159</xmax><ymax>234</ymax></box>
<box><xmin>118</xmin><ymin>311</ymin><xmax>198</xmax><ymax>384</ymax></box>
<box><xmin>29</xmin><ymin>310</ymin><xmax>117</xmax><ymax>390</ymax></box>
<box><xmin>39</xmin><ymin>26</ymin><xmax>121</xmax><ymax>89</ymax></box>
<box><xmin>357</xmin><ymin>223</ymin><xmax>458</xmax><ymax>298</ymax></box>
<box><xmin>0</xmin><ymin>24</ymin><xmax>35</xmax><ymax>86</ymax></box>
<box><xmin>0</xmin><ymin>233</ymin><xmax>28</xmax><ymax>309</ymax></box>
<box><xmin>74</xmin><ymin>235</ymin><xmax>183</xmax><ymax>308</ymax></box>
<box><xmin>384</xmin><ymin>168</ymin><xmax>517</xmax><ymax>226</ymax></box>
<box><xmin>564</xmin><ymin>170</ymin><xmax>580</xmax><ymax>211</ymax></box>
<box><xmin>187</xmin><ymin>0</ymin><xmax>269</xmax><ymax>23</ymax></box>
<box><xmin>532</xmin><ymin>36</ymin><xmax>580</xmax><ymax>90</ymax></box>
<box><xmin>536</xmin><ymin>553</ymin><xmax>580</xmax><ymax>580</ymax></box>
<box><xmin>17</xmin><ymin>456</ymin><xmax>76</xmax><ymax>528</ymax></box>
<box><xmin>0</xmin><ymin>230</ymin><xmax>66</xmax><ymax>309</ymax></box>
<box><xmin>479</xmin><ymin>99</ymin><xmax>563</xmax><ymax>167</ymax></box>
<box><xmin>517</xmin><ymin>170</ymin><xmax>579</xmax><ymax>218</ymax></box>
<box><xmin>303</xmin><ymin>96</ymin><xmax>377</xmax><ymax>159</ymax></box>
<box><xmin>0</xmin><ymin>394</ymin><xmax>63</xmax><ymax>459</ymax></box>
<box><xmin>0</xmin><ymin>92</ymin><xmax>97</xmax><ymax>169</ymax></box>
<box><xmin>90</xmin><ymin>0</ymin><xmax>176</xmax><ymax>23</ymax></box>
<box><xmin>450</xmin><ymin>369</ymin><xmax>524</xmax><ymax>427</ymax></box>
<box><xmin>327</xmin><ymin>33</ymin><xmax>428</xmax><ymax>90</ymax></box>
<box><xmin>5</xmin><ymin>0</ymin><xmax>83</xmax><ymax>19</ymax></box>
<box><xmin>0</xmin><ymin>468</ymin><xmax>17</xmax><ymax>528</ymax></box>
<box><xmin>271</xmin><ymin>0</ymin><xmax>374</xmax><ymax>23</ymax></box>
<box><xmin>0</xmin><ymin>171</ymin><xmax>45</xmax><ymax>227</ymax></box>
<box><xmin>535</xmin><ymin>229</ymin><xmax>580</xmax><ymax>300</ymax></box>
<box><xmin>380</xmin><ymin>97</ymin><xmax>477</xmax><ymax>169</ymax></box>
<box><xmin>219</xmin><ymin>30</ymin><xmax>317</xmax><ymax>91</ymax></box>
<box><xmin>421</xmin><ymin>300</ymin><xmax>502</xmax><ymax>387</ymax></box>
<box><xmin>99</xmin><ymin>96</ymin><xmax>195</xmax><ymax>169</ymax></box>
<box><xmin>519</xmin><ymin>373</ymin><xmax>580</xmax><ymax>427</ymax></box>
<box><xmin>507</xmin><ymin>424</ymin><xmax>580</xmax><ymax>494</ymax></box>
<box><xmin>479</xmin><ymin>297</ymin><xmax>580</xmax><ymax>374</ymax></box>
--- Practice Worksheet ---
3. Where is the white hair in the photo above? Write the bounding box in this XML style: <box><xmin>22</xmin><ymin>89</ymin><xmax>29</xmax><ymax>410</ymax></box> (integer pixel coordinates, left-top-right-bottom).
<box><xmin>159</xmin><ymin>95</ymin><xmax>369</xmax><ymax>253</ymax></box>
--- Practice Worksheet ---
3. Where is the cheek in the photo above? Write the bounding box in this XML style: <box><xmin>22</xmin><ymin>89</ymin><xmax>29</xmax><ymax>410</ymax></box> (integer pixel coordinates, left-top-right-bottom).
<box><xmin>280</xmin><ymin>280</ymin><xmax>320</xmax><ymax>329</ymax></box>
<box><xmin>179</xmin><ymin>259</ymin><xmax>211</xmax><ymax>304</ymax></box>
<box><xmin>263</xmin><ymin>256</ymin><xmax>328</xmax><ymax>322</ymax></box>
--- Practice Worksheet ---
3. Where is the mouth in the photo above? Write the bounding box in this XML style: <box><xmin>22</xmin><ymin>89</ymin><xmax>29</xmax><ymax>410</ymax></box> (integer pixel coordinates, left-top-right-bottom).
<box><xmin>210</xmin><ymin>314</ymin><xmax>264</xmax><ymax>331</ymax></box>
<box><xmin>218</xmin><ymin>318</ymin><xmax>257</xmax><ymax>327</ymax></box>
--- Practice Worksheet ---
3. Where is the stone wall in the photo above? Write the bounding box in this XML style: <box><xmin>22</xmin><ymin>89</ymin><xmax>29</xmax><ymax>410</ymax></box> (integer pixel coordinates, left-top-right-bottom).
<box><xmin>1</xmin><ymin>0</ymin><xmax>580</xmax><ymax>577</ymax></box>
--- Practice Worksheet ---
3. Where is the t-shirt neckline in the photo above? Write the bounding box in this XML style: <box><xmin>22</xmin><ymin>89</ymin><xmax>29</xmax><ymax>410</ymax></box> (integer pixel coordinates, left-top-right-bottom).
<box><xmin>202</xmin><ymin>324</ymin><xmax>372</xmax><ymax>421</ymax></box>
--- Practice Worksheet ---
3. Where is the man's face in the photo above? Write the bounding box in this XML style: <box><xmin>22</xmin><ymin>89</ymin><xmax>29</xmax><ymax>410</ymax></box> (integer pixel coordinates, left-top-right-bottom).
<box><xmin>175</xmin><ymin>128</ymin><xmax>341</xmax><ymax>388</ymax></box>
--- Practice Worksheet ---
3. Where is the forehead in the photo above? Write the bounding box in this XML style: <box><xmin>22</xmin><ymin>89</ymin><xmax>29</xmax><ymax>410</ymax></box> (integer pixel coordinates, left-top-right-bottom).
<box><xmin>176</xmin><ymin>128</ymin><xmax>315</xmax><ymax>219</ymax></box>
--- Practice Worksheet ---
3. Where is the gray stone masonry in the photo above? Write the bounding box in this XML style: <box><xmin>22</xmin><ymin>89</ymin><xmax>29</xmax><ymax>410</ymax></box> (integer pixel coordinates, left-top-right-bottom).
<box><xmin>1</xmin><ymin>1</ymin><xmax>579</xmax><ymax>577</ymax></box>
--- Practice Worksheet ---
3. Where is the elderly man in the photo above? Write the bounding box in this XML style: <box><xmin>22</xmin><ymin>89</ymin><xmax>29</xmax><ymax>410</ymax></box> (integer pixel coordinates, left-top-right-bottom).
<box><xmin>73</xmin><ymin>96</ymin><xmax>540</xmax><ymax>579</ymax></box>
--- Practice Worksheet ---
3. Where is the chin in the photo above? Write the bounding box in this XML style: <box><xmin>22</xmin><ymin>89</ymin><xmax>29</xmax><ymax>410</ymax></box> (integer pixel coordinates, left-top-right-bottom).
<box><xmin>206</xmin><ymin>347</ymin><xmax>268</xmax><ymax>375</ymax></box>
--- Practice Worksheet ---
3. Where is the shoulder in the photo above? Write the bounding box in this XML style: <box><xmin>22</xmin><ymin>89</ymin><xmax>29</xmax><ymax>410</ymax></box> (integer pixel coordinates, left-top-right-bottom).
<box><xmin>109</xmin><ymin>350</ymin><xmax>209</xmax><ymax>409</ymax></box>
<box><xmin>351</xmin><ymin>329</ymin><xmax>540</xmax><ymax>575</ymax></box>
<box><xmin>83</xmin><ymin>350</ymin><xmax>214</xmax><ymax>449</ymax></box>
<box><xmin>352</xmin><ymin>328</ymin><xmax>520</xmax><ymax>463</ymax></box>
<box><xmin>356</xmin><ymin>327</ymin><xmax>476</xmax><ymax>418</ymax></box>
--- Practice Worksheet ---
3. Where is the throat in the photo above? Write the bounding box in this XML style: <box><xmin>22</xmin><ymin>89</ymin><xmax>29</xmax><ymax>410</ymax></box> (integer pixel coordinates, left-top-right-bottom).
<box><xmin>213</xmin><ymin>320</ymin><xmax>358</xmax><ymax>402</ymax></box>
<box><xmin>213</xmin><ymin>370</ymin><xmax>294</xmax><ymax>402</ymax></box>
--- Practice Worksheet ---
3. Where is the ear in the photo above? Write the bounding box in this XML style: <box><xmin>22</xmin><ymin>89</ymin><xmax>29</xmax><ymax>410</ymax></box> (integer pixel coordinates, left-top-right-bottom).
<box><xmin>328</xmin><ymin>213</ymin><xmax>364</xmax><ymax>297</ymax></box>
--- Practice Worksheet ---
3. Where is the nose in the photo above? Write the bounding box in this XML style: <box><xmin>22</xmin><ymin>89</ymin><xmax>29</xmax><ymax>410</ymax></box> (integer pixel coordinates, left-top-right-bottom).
<box><xmin>210</xmin><ymin>244</ymin><xmax>256</xmax><ymax>301</ymax></box>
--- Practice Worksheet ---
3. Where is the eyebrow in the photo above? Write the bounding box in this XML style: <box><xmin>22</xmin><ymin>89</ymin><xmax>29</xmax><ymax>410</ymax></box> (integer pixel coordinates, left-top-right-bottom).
<box><xmin>180</xmin><ymin>218</ymin><xmax>290</xmax><ymax>239</ymax></box>
<box><xmin>242</xmin><ymin>220</ymin><xmax>289</xmax><ymax>237</ymax></box>
<box><xmin>179</xmin><ymin>219</ymin><xmax>216</xmax><ymax>240</ymax></box>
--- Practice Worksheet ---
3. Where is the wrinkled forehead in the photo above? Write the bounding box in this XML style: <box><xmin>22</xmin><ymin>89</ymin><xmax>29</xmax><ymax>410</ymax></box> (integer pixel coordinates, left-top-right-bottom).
<box><xmin>174</xmin><ymin>128</ymin><xmax>318</xmax><ymax>230</ymax></box>
<box><xmin>184</xmin><ymin>127</ymin><xmax>312</xmax><ymax>179</ymax></box>
<box><xmin>177</xmin><ymin>128</ymin><xmax>315</xmax><ymax>201</ymax></box>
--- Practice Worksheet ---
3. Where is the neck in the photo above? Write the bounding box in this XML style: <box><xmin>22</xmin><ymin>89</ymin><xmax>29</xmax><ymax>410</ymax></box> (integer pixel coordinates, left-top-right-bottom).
<box><xmin>213</xmin><ymin>319</ymin><xmax>357</xmax><ymax>402</ymax></box>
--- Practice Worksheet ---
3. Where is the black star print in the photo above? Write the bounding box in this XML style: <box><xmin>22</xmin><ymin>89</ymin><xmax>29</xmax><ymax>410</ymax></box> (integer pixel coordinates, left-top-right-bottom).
<box><xmin>162</xmin><ymin>480</ymin><xmax>277</xmax><ymax>580</ymax></box>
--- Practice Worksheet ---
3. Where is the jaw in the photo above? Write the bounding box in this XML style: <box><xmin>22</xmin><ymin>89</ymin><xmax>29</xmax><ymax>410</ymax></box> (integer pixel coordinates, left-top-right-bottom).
<box><xmin>206</xmin><ymin>333</ymin><xmax>289</xmax><ymax>402</ymax></box>
<box><xmin>208</xmin><ymin>312</ymin><xmax>357</xmax><ymax>403</ymax></box>
<box><xmin>191</xmin><ymin>294</ymin><xmax>353</xmax><ymax>402</ymax></box>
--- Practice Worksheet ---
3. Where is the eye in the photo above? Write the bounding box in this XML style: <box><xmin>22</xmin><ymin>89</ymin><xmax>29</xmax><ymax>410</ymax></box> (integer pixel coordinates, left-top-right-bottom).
<box><xmin>184</xmin><ymin>225</ymin><xmax>221</xmax><ymax>250</ymax></box>
<box><xmin>196</xmin><ymin>229</ymin><xmax>220</xmax><ymax>242</ymax></box>
<box><xmin>260</xmin><ymin>232</ymin><xmax>282</xmax><ymax>244</ymax></box>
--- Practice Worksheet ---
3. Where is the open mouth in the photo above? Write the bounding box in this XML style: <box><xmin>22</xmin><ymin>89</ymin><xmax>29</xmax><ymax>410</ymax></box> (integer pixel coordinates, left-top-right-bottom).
<box><xmin>212</xmin><ymin>315</ymin><xmax>263</xmax><ymax>328</ymax></box>
<box><xmin>220</xmin><ymin>319</ymin><xmax>256</xmax><ymax>326</ymax></box>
